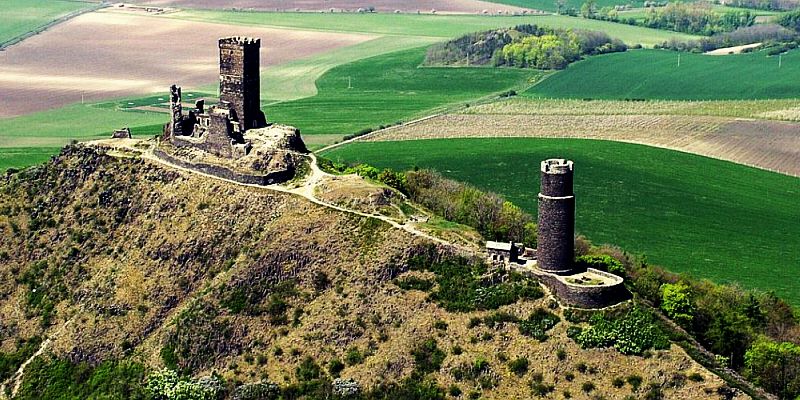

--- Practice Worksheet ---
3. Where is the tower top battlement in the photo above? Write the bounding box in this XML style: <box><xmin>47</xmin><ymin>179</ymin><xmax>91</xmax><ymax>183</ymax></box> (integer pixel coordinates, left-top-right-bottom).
<box><xmin>541</xmin><ymin>159</ymin><xmax>574</xmax><ymax>174</ymax></box>
<box><xmin>219</xmin><ymin>36</ymin><xmax>261</xmax><ymax>46</ymax></box>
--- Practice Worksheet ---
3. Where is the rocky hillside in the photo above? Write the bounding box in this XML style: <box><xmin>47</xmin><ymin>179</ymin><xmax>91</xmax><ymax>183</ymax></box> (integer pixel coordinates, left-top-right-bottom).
<box><xmin>0</xmin><ymin>146</ymin><xmax>744</xmax><ymax>399</ymax></box>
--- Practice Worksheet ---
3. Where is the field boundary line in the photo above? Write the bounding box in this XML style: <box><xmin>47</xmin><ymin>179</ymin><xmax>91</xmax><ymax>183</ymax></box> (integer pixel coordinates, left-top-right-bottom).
<box><xmin>317</xmin><ymin>113</ymin><xmax>443</xmax><ymax>153</ymax></box>
<box><xmin>0</xmin><ymin>2</ymin><xmax>110</xmax><ymax>51</ymax></box>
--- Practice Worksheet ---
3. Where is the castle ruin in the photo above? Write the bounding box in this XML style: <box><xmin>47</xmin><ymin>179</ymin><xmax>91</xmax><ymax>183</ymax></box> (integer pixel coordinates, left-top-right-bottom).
<box><xmin>164</xmin><ymin>37</ymin><xmax>267</xmax><ymax>159</ymax></box>
<box><xmin>156</xmin><ymin>36</ymin><xmax>308</xmax><ymax>186</ymax></box>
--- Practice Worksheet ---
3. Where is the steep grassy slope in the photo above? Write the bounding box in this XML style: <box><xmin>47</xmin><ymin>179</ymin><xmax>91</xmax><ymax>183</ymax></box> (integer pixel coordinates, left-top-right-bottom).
<box><xmin>526</xmin><ymin>48</ymin><xmax>800</xmax><ymax>100</ymax></box>
<box><xmin>0</xmin><ymin>146</ymin><xmax>735</xmax><ymax>398</ymax></box>
<box><xmin>323</xmin><ymin>138</ymin><xmax>800</xmax><ymax>305</ymax></box>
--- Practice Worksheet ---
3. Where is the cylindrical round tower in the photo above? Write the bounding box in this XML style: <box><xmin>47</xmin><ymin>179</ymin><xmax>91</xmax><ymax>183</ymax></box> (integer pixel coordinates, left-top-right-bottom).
<box><xmin>537</xmin><ymin>159</ymin><xmax>575</xmax><ymax>274</ymax></box>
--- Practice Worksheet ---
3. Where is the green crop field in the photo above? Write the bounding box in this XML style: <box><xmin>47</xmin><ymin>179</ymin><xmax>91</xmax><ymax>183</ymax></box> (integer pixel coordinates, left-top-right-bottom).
<box><xmin>0</xmin><ymin>0</ymin><xmax>94</xmax><ymax>44</ymax></box>
<box><xmin>0</xmin><ymin>104</ymin><xmax>165</xmax><ymax>149</ymax></box>
<box><xmin>323</xmin><ymin>138</ymin><xmax>800</xmax><ymax>305</ymax></box>
<box><xmin>526</xmin><ymin>48</ymin><xmax>800</xmax><ymax>100</ymax></box>
<box><xmin>264</xmin><ymin>47</ymin><xmax>539</xmax><ymax>139</ymax></box>
<box><xmin>0</xmin><ymin>147</ymin><xmax>60</xmax><ymax>172</ymax></box>
<box><xmin>482</xmin><ymin>0</ymin><xmax>645</xmax><ymax>13</ymax></box>
<box><xmin>171</xmin><ymin>10</ymin><xmax>697</xmax><ymax>46</ymax></box>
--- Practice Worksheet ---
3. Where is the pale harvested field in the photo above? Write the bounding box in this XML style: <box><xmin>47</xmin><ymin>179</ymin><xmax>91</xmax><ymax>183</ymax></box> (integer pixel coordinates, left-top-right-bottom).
<box><xmin>134</xmin><ymin>0</ymin><xmax>535</xmax><ymax>14</ymax></box>
<box><xmin>367</xmin><ymin>113</ymin><xmax>800</xmax><ymax>176</ymax></box>
<box><xmin>704</xmin><ymin>42</ymin><xmax>762</xmax><ymax>55</ymax></box>
<box><xmin>0</xmin><ymin>9</ymin><xmax>372</xmax><ymax>117</ymax></box>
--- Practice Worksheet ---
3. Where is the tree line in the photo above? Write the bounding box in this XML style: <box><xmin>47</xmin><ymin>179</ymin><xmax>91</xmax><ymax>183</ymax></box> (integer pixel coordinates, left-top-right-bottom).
<box><xmin>582</xmin><ymin>1</ymin><xmax>755</xmax><ymax>36</ymax></box>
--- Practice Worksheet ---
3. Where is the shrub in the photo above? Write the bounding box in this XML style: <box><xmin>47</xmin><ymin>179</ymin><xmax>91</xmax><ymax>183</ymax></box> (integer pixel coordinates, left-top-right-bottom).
<box><xmin>345</xmin><ymin>347</ymin><xmax>364</xmax><ymax>366</ymax></box>
<box><xmin>531</xmin><ymin>380</ymin><xmax>555</xmax><ymax>396</ymax></box>
<box><xmin>328</xmin><ymin>359</ymin><xmax>345</xmax><ymax>377</ymax></box>
<box><xmin>518</xmin><ymin>309</ymin><xmax>560</xmax><ymax>341</ymax></box>
<box><xmin>508</xmin><ymin>357</ymin><xmax>529</xmax><ymax>376</ymax></box>
<box><xmin>576</xmin><ymin>363</ymin><xmax>588</xmax><ymax>373</ymax></box>
<box><xmin>660</xmin><ymin>282</ymin><xmax>694</xmax><ymax>326</ymax></box>
<box><xmin>574</xmin><ymin>308</ymin><xmax>669</xmax><ymax>355</ymax></box>
<box><xmin>582</xmin><ymin>381</ymin><xmax>596</xmax><ymax>393</ymax></box>
<box><xmin>612</xmin><ymin>376</ymin><xmax>625</xmax><ymax>388</ymax></box>
<box><xmin>412</xmin><ymin>338</ymin><xmax>446</xmax><ymax>374</ymax></box>
<box><xmin>451</xmin><ymin>345</ymin><xmax>463</xmax><ymax>355</ymax></box>
<box><xmin>434</xmin><ymin>320</ymin><xmax>448</xmax><ymax>331</ymax></box>
<box><xmin>687</xmin><ymin>372</ymin><xmax>704</xmax><ymax>382</ymax></box>
<box><xmin>395</xmin><ymin>276</ymin><xmax>434</xmax><ymax>291</ymax></box>
<box><xmin>233</xmin><ymin>381</ymin><xmax>280</xmax><ymax>400</ymax></box>
<box><xmin>296</xmin><ymin>357</ymin><xmax>321</xmax><ymax>381</ymax></box>
<box><xmin>448</xmin><ymin>384</ymin><xmax>462</xmax><ymax>397</ymax></box>
<box><xmin>575</xmin><ymin>254</ymin><xmax>625</xmax><ymax>276</ymax></box>
<box><xmin>626</xmin><ymin>374</ymin><xmax>643</xmax><ymax>391</ymax></box>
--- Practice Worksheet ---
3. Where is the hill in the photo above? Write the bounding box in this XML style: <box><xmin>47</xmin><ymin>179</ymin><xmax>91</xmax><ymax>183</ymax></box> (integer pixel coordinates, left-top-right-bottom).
<box><xmin>322</xmin><ymin>138</ymin><xmax>800</xmax><ymax>306</ymax></box>
<box><xmin>0</xmin><ymin>145</ymin><xmax>742</xmax><ymax>399</ymax></box>
<box><xmin>525</xmin><ymin>48</ymin><xmax>800</xmax><ymax>100</ymax></box>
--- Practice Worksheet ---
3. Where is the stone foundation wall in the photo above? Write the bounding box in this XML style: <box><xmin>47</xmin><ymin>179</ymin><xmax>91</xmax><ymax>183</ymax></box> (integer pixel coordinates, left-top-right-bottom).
<box><xmin>153</xmin><ymin>148</ymin><xmax>294</xmax><ymax>186</ymax></box>
<box><xmin>527</xmin><ymin>268</ymin><xmax>630</xmax><ymax>309</ymax></box>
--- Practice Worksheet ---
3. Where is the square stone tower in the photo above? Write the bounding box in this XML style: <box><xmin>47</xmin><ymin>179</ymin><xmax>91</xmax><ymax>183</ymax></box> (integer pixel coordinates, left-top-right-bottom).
<box><xmin>219</xmin><ymin>37</ymin><xmax>264</xmax><ymax>130</ymax></box>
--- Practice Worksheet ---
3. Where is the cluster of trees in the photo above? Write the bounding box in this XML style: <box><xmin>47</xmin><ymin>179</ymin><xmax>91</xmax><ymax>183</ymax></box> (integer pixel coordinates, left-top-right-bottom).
<box><xmin>405</xmin><ymin>169</ymin><xmax>537</xmax><ymax>245</ymax></box>
<box><xmin>584</xmin><ymin>243</ymin><xmax>800</xmax><ymax>398</ymax></box>
<box><xmin>643</xmin><ymin>3</ymin><xmax>755</xmax><ymax>35</ymax></box>
<box><xmin>425</xmin><ymin>24</ymin><xmax>626</xmax><ymax>70</ymax></box>
<box><xmin>778</xmin><ymin>8</ymin><xmax>800</xmax><ymax>33</ymax></box>
<box><xmin>726</xmin><ymin>0</ymin><xmax>800</xmax><ymax>11</ymax></box>
<box><xmin>657</xmin><ymin>24</ymin><xmax>796</xmax><ymax>53</ymax></box>
<box><xmin>583</xmin><ymin>1</ymin><xmax>755</xmax><ymax>36</ymax></box>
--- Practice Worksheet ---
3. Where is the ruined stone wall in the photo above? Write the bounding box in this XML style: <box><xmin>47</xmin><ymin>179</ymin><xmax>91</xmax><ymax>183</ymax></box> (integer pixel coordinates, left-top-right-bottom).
<box><xmin>530</xmin><ymin>269</ymin><xmax>630</xmax><ymax>309</ymax></box>
<box><xmin>537</xmin><ymin>159</ymin><xmax>575</xmax><ymax>273</ymax></box>
<box><xmin>219</xmin><ymin>37</ymin><xmax>264</xmax><ymax>131</ymax></box>
<box><xmin>205</xmin><ymin>113</ymin><xmax>234</xmax><ymax>158</ymax></box>
<box><xmin>153</xmin><ymin>148</ymin><xmax>294</xmax><ymax>186</ymax></box>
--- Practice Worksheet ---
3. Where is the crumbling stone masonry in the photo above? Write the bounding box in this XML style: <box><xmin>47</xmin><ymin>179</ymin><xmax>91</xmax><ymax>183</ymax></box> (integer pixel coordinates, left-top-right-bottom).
<box><xmin>537</xmin><ymin>159</ymin><xmax>575</xmax><ymax>274</ymax></box>
<box><xmin>219</xmin><ymin>37</ymin><xmax>266</xmax><ymax>131</ymax></box>
<box><xmin>164</xmin><ymin>37</ymin><xmax>267</xmax><ymax>159</ymax></box>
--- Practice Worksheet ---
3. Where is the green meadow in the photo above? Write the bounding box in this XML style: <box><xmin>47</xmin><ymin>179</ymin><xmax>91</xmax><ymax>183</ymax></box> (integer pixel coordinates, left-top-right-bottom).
<box><xmin>323</xmin><ymin>138</ymin><xmax>800</xmax><ymax>305</ymax></box>
<box><xmin>0</xmin><ymin>0</ymin><xmax>92</xmax><ymax>44</ymax></box>
<box><xmin>265</xmin><ymin>47</ymin><xmax>539</xmax><ymax>138</ymax></box>
<box><xmin>0</xmin><ymin>147</ymin><xmax>59</xmax><ymax>172</ymax></box>
<box><xmin>481</xmin><ymin>0</ymin><xmax>645</xmax><ymax>13</ymax></box>
<box><xmin>171</xmin><ymin>10</ymin><xmax>696</xmax><ymax>46</ymax></box>
<box><xmin>526</xmin><ymin>48</ymin><xmax>800</xmax><ymax>100</ymax></box>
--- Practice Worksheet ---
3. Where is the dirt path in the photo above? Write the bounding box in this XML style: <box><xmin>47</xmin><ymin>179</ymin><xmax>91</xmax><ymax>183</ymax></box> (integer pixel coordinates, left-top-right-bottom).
<box><xmin>0</xmin><ymin>316</ymin><xmax>76</xmax><ymax>400</ymax></box>
<box><xmin>95</xmin><ymin>139</ymin><xmax>473</xmax><ymax>252</ymax></box>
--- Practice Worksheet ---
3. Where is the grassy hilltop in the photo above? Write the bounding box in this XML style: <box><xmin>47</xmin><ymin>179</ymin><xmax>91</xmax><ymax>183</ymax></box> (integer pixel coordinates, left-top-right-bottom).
<box><xmin>0</xmin><ymin>146</ymin><xmax>737</xmax><ymax>399</ymax></box>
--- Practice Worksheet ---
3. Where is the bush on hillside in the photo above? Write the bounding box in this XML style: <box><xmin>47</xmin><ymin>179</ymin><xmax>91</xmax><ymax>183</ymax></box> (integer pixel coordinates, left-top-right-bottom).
<box><xmin>573</xmin><ymin>307</ymin><xmax>670</xmax><ymax>355</ymax></box>
<box><xmin>406</xmin><ymin>169</ymin><xmax>537</xmax><ymax>246</ymax></box>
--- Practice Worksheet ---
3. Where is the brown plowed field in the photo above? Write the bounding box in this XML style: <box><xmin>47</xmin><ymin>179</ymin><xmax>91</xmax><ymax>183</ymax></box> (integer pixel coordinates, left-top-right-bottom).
<box><xmin>134</xmin><ymin>0</ymin><xmax>535</xmax><ymax>14</ymax></box>
<box><xmin>367</xmin><ymin>114</ymin><xmax>800</xmax><ymax>176</ymax></box>
<box><xmin>0</xmin><ymin>9</ymin><xmax>372</xmax><ymax>117</ymax></box>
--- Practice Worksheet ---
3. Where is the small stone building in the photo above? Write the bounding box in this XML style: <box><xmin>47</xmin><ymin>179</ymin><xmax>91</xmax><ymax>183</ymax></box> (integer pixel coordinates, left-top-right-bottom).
<box><xmin>486</xmin><ymin>241</ymin><xmax>523</xmax><ymax>264</ymax></box>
